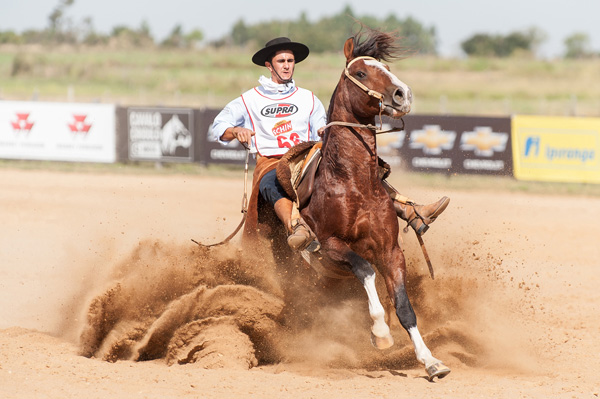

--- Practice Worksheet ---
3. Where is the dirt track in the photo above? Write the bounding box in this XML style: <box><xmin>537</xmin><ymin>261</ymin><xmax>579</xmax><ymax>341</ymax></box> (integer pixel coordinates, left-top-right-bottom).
<box><xmin>1</xmin><ymin>167</ymin><xmax>599</xmax><ymax>399</ymax></box>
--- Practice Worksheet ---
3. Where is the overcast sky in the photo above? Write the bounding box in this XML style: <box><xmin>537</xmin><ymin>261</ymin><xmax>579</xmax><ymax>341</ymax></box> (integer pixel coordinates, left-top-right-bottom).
<box><xmin>1</xmin><ymin>0</ymin><xmax>599</xmax><ymax>58</ymax></box>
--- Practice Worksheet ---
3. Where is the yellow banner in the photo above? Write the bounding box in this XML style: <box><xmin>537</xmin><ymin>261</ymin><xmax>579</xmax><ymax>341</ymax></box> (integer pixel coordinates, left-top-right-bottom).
<box><xmin>512</xmin><ymin>115</ymin><xmax>600</xmax><ymax>183</ymax></box>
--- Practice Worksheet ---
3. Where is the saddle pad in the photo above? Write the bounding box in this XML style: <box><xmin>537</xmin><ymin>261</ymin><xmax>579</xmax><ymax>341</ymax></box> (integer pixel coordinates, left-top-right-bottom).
<box><xmin>276</xmin><ymin>141</ymin><xmax>319</xmax><ymax>203</ymax></box>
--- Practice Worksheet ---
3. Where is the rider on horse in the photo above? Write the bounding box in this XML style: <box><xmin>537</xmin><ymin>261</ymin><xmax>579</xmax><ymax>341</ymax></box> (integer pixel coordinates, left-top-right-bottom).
<box><xmin>211</xmin><ymin>37</ymin><xmax>449</xmax><ymax>250</ymax></box>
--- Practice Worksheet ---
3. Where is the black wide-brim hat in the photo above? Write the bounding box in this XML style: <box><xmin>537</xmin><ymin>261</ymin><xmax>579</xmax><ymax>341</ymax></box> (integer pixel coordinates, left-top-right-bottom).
<box><xmin>252</xmin><ymin>37</ymin><xmax>310</xmax><ymax>66</ymax></box>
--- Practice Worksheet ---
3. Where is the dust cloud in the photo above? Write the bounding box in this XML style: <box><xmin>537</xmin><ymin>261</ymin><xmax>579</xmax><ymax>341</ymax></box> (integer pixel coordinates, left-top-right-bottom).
<box><xmin>77</xmin><ymin>231</ymin><xmax>540</xmax><ymax>373</ymax></box>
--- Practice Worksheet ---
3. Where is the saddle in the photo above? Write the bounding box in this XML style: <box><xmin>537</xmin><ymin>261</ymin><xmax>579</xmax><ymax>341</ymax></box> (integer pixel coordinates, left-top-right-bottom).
<box><xmin>276</xmin><ymin>141</ymin><xmax>394</xmax><ymax>210</ymax></box>
<box><xmin>276</xmin><ymin>141</ymin><xmax>322</xmax><ymax>209</ymax></box>
<box><xmin>242</xmin><ymin>143</ymin><xmax>321</xmax><ymax>246</ymax></box>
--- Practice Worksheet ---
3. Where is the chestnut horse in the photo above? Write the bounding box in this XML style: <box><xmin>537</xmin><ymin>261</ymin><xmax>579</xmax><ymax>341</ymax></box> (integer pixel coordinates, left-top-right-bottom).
<box><xmin>298</xmin><ymin>31</ymin><xmax>450</xmax><ymax>380</ymax></box>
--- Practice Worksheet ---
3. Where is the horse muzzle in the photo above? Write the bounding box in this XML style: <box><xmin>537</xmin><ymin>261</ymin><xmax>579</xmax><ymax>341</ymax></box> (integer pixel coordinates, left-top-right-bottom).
<box><xmin>385</xmin><ymin>86</ymin><xmax>412</xmax><ymax>117</ymax></box>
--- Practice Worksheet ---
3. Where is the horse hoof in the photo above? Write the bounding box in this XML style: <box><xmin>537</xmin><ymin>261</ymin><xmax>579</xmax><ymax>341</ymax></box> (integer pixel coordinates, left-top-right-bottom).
<box><xmin>426</xmin><ymin>362</ymin><xmax>451</xmax><ymax>381</ymax></box>
<box><xmin>370</xmin><ymin>333</ymin><xmax>394</xmax><ymax>350</ymax></box>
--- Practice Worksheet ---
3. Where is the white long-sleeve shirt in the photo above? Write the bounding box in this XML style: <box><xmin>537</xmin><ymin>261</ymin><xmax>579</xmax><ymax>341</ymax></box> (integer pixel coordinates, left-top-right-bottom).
<box><xmin>212</xmin><ymin>76</ymin><xmax>326</xmax><ymax>156</ymax></box>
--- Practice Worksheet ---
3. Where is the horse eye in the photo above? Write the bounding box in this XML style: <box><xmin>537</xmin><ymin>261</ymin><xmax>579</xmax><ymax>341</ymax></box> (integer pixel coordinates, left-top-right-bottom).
<box><xmin>356</xmin><ymin>71</ymin><xmax>366</xmax><ymax>79</ymax></box>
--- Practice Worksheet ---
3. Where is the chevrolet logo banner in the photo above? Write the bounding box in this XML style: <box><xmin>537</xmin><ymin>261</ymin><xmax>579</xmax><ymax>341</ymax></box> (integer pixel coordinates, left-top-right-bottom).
<box><xmin>380</xmin><ymin>115</ymin><xmax>513</xmax><ymax>176</ymax></box>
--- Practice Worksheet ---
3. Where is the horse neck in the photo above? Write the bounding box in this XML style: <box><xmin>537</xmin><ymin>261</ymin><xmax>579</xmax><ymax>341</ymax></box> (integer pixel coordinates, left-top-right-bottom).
<box><xmin>322</xmin><ymin>83</ymin><xmax>379</xmax><ymax>179</ymax></box>
<box><xmin>326</xmin><ymin>79</ymin><xmax>377</xmax><ymax>129</ymax></box>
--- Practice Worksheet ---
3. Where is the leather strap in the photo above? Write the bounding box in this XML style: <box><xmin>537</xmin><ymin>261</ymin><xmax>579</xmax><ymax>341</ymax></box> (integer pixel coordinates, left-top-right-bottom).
<box><xmin>324</xmin><ymin>56</ymin><xmax>405</xmax><ymax>135</ymax></box>
<box><xmin>344</xmin><ymin>56</ymin><xmax>385</xmax><ymax>101</ymax></box>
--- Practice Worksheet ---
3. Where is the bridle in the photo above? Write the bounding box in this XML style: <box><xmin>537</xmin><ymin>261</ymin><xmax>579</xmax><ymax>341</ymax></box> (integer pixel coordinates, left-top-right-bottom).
<box><xmin>344</xmin><ymin>56</ymin><xmax>385</xmax><ymax>102</ymax></box>
<box><xmin>322</xmin><ymin>56</ymin><xmax>405</xmax><ymax>135</ymax></box>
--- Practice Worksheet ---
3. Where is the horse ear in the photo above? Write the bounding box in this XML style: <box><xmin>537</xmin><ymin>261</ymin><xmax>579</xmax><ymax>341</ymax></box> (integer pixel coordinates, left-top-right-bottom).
<box><xmin>343</xmin><ymin>37</ymin><xmax>354</xmax><ymax>62</ymax></box>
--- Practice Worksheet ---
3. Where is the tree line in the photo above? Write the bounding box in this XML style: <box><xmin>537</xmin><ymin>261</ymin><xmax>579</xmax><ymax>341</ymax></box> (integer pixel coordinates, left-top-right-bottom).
<box><xmin>0</xmin><ymin>0</ymin><xmax>203</xmax><ymax>49</ymax></box>
<box><xmin>222</xmin><ymin>6</ymin><xmax>437</xmax><ymax>55</ymax></box>
<box><xmin>0</xmin><ymin>0</ymin><xmax>597</xmax><ymax>59</ymax></box>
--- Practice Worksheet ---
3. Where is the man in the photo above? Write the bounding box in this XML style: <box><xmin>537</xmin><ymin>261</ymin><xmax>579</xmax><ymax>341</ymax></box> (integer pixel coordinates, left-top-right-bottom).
<box><xmin>212</xmin><ymin>37</ymin><xmax>449</xmax><ymax>251</ymax></box>
<box><xmin>212</xmin><ymin>37</ymin><xmax>324</xmax><ymax>251</ymax></box>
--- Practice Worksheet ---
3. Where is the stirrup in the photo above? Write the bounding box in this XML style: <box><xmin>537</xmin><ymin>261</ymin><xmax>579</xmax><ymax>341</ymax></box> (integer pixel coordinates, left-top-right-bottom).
<box><xmin>403</xmin><ymin>196</ymin><xmax>450</xmax><ymax>236</ymax></box>
<box><xmin>405</xmin><ymin>215</ymin><xmax>429</xmax><ymax>235</ymax></box>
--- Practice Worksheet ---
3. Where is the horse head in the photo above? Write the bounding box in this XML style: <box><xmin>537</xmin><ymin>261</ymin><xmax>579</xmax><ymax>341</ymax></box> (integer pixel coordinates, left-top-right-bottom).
<box><xmin>339</xmin><ymin>32</ymin><xmax>412</xmax><ymax>121</ymax></box>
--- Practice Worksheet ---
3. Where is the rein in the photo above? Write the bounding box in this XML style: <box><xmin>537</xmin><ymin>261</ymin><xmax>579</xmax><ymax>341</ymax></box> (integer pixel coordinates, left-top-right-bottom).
<box><xmin>323</xmin><ymin>56</ymin><xmax>405</xmax><ymax>135</ymax></box>
<box><xmin>192</xmin><ymin>143</ymin><xmax>250</xmax><ymax>248</ymax></box>
<box><xmin>321</xmin><ymin>118</ymin><xmax>404</xmax><ymax>135</ymax></box>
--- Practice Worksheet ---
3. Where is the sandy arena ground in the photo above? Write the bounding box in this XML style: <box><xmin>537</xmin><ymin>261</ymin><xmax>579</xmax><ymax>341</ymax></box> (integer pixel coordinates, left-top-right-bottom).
<box><xmin>0</xmin><ymin>167</ymin><xmax>599</xmax><ymax>399</ymax></box>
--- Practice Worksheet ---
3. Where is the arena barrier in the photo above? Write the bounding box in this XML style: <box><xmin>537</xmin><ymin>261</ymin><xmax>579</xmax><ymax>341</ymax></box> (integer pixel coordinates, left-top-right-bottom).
<box><xmin>0</xmin><ymin>101</ymin><xmax>116</xmax><ymax>163</ymax></box>
<box><xmin>381</xmin><ymin>114</ymin><xmax>513</xmax><ymax>176</ymax></box>
<box><xmin>1</xmin><ymin>100</ymin><xmax>599</xmax><ymax>184</ymax></box>
<box><xmin>512</xmin><ymin>115</ymin><xmax>600</xmax><ymax>184</ymax></box>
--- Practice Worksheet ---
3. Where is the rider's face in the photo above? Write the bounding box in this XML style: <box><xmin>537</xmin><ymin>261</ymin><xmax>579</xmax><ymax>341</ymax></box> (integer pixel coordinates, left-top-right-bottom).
<box><xmin>266</xmin><ymin>50</ymin><xmax>295</xmax><ymax>84</ymax></box>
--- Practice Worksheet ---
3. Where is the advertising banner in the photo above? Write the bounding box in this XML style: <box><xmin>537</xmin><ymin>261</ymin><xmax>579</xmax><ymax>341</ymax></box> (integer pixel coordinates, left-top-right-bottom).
<box><xmin>512</xmin><ymin>115</ymin><xmax>600</xmax><ymax>183</ymax></box>
<box><xmin>382</xmin><ymin>115</ymin><xmax>513</xmax><ymax>175</ymax></box>
<box><xmin>0</xmin><ymin>101</ymin><xmax>116</xmax><ymax>162</ymax></box>
<box><xmin>127</xmin><ymin>107</ymin><xmax>194</xmax><ymax>162</ymax></box>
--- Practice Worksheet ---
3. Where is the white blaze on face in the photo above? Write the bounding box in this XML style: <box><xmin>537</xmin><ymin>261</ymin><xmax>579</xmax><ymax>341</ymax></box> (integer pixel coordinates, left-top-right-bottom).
<box><xmin>364</xmin><ymin>59</ymin><xmax>411</xmax><ymax>101</ymax></box>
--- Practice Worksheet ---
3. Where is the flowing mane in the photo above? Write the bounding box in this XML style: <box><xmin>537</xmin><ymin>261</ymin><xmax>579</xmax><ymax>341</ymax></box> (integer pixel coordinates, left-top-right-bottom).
<box><xmin>349</xmin><ymin>28</ymin><xmax>407</xmax><ymax>61</ymax></box>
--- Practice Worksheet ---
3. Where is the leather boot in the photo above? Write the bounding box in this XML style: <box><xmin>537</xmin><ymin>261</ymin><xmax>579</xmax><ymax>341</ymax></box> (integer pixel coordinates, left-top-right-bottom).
<box><xmin>274</xmin><ymin>198</ymin><xmax>320</xmax><ymax>252</ymax></box>
<box><xmin>287</xmin><ymin>219</ymin><xmax>320</xmax><ymax>252</ymax></box>
<box><xmin>393</xmin><ymin>196</ymin><xmax>450</xmax><ymax>235</ymax></box>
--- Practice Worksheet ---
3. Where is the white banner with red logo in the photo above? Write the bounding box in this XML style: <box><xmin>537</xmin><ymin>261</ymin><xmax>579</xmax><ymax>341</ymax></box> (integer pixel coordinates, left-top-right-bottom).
<box><xmin>0</xmin><ymin>101</ymin><xmax>116</xmax><ymax>162</ymax></box>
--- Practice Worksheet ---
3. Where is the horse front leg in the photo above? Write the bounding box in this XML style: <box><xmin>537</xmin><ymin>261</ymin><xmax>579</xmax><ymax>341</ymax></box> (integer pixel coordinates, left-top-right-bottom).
<box><xmin>383</xmin><ymin>247</ymin><xmax>451</xmax><ymax>381</ymax></box>
<box><xmin>363</xmin><ymin>268</ymin><xmax>395</xmax><ymax>349</ymax></box>
<box><xmin>323</xmin><ymin>238</ymin><xmax>394</xmax><ymax>349</ymax></box>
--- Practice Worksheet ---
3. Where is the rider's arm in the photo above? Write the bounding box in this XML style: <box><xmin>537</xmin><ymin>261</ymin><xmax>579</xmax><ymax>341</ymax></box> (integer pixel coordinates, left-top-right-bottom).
<box><xmin>212</xmin><ymin>97</ymin><xmax>254</xmax><ymax>145</ymax></box>
<box><xmin>221</xmin><ymin>126</ymin><xmax>255</xmax><ymax>145</ymax></box>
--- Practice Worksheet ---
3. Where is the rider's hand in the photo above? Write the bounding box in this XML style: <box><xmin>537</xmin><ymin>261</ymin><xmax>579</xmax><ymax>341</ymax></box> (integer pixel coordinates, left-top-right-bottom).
<box><xmin>232</xmin><ymin>127</ymin><xmax>255</xmax><ymax>145</ymax></box>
